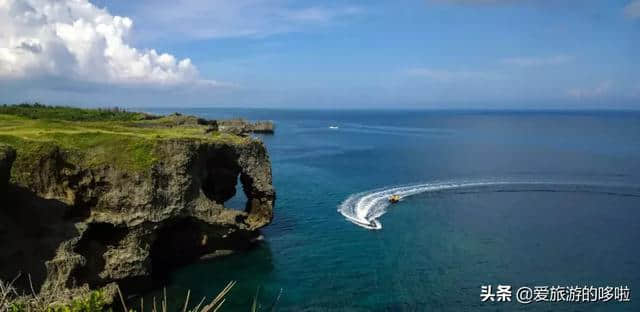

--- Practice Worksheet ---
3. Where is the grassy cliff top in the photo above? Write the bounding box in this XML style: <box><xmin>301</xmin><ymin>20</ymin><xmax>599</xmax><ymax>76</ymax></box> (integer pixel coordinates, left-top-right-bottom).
<box><xmin>0</xmin><ymin>104</ymin><xmax>248</xmax><ymax>175</ymax></box>
<box><xmin>0</xmin><ymin>103</ymin><xmax>151</xmax><ymax>121</ymax></box>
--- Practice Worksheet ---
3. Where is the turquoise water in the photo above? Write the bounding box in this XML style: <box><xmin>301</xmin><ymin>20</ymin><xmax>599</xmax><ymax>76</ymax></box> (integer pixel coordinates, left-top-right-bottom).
<box><xmin>144</xmin><ymin>109</ymin><xmax>640</xmax><ymax>311</ymax></box>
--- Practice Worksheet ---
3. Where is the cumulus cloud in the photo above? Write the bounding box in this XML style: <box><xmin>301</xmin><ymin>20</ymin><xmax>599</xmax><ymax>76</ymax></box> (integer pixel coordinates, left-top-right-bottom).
<box><xmin>502</xmin><ymin>55</ymin><xmax>573</xmax><ymax>67</ymax></box>
<box><xmin>625</xmin><ymin>0</ymin><xmax>640</xmax><ymax>18</ymax></box>
<box><xmin>406</xmin><ymin>68</ymin><xmax>502</xmax><ymax>82</ymax></box>
<box><xmin>567</xmin><ymin>81</ymin><xmax>612</xmax><ymax>99</ymax></box>
<box><xmin>0</xmin><ymin>0</ymin><xmax>216</xmax><ymax>86</ymax></box>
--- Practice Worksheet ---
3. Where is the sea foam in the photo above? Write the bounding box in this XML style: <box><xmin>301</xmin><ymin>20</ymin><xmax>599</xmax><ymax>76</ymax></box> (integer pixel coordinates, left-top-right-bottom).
<box><xmin>338</xmin><ymin>179</ymin><xmax>640</xmax><ymax>230</ymax></box>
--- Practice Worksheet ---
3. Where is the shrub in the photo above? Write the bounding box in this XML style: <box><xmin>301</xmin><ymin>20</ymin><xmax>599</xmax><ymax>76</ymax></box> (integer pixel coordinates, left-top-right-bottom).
<box><xmin>0</xmin><ymin>104</ymin><xmax>149</xmax><ymax>122</ymax></box>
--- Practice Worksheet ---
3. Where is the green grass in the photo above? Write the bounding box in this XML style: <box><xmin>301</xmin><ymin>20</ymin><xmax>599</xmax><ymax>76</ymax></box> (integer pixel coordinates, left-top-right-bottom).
<box><xmin>0</xmin><ymin>104</ymin><xmax>149</xmax><ymax>122</ymax></box>
<box><xmin>0</xmin><ymin>105</ymin><xmax>248</xmax><ymax>180</ymax></box>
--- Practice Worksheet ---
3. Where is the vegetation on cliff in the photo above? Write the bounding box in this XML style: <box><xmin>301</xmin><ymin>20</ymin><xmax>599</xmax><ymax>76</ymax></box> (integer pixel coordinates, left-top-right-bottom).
<box><xmin>2</xmin><ymin>278</ymin><xmax>240</xmax><ymax>312</ymax></box>
<box><xmin>0</xmin><ymin>104</ymin><xmax>247</xmax><ymax>178</ymax></box>
<box><xmin>0</xmin><ymin>104</ymin><xmax>275</xmax><ymax>311</ymax></box>
<box><xmin>0</xmin><ymin>104</ymin><xmax>149</xmax><ymax>122</ymax></box>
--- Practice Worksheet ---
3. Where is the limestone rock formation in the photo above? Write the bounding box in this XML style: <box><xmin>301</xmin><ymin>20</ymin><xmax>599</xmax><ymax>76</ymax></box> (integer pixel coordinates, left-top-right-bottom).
<box><xmin>218</xmin><ymin>119</ymin><xmax>275</xmax><ymax>135</ymax></box>
<box><xmin>251</xmin><ymin>121</ymin><xmax>276</xmax><ymax>134</ymax></box>
<box><xmin>0</xmin><ymin>108</ymin><xmax>275</xmax><ymax>298</ymax></box>
<box><xmin>0</xmin><ymin>144</ymin><xmax>15</xmax><ymax>191</ymax></box>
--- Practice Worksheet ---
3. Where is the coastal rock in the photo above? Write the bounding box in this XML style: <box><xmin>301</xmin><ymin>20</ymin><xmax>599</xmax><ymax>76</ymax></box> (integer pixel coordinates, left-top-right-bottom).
<box><xmin>0</xmin><ymin>144</ymin><xmax>16</xmax><ymax>191</ymax></box>
<box><xmin>251</xmin><ymin>121</ymin><xmax>275</xmax><ymax>134</ymax></box>
<box><xmin>218</xmin><ymin>119</ymin><xmax>275</xmax><ymax>135</ymax></box>
<box><xmin>0</xmin><ymin>136</ymin><xmax>275</xmax><ymax>296</ymax></box>
<box><xmin>133</xmin><ymin>113</ymin><xmax>275</xmax><ymax>136</ymax></box>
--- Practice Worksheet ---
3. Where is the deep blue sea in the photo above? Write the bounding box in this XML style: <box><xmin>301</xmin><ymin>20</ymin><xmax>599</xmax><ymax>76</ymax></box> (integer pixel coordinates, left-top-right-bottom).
<box><xmin>144</xmin><ymin>109</ymin><xmax>640</xmax><ymax>311</ymax></box>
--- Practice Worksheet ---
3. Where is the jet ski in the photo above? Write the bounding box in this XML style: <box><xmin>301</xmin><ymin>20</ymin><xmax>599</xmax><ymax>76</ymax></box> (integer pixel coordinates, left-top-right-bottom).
<box><xmin>341</xmin><ymin>214</ymin><xmax>382</xmax><ymax>230</ymax></box>
<box><xmin>388</xmin><ymin>194</ymin><xmax>401</xmax><ymax>203</ymax></box>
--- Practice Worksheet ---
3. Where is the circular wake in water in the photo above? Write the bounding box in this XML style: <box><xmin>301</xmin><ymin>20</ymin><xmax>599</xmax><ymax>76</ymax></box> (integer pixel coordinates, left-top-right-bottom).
<box><xmin>338</xmin><ymin>179</ymin><xmax>640</xmax><ymax>230</ymax></box>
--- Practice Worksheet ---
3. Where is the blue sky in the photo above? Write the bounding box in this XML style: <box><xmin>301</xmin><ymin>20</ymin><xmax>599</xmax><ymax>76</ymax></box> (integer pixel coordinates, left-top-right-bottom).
<box><xmin>1</xmin><ymin>0</ymin><xmax>639</xmax><ymax>109</ymax></box>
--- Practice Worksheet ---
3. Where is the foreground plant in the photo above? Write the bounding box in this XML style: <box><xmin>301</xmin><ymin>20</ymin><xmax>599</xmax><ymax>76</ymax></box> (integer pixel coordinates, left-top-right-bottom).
<box><xmin>122</xmin><ymin>282</ymin><xmax>237</xmax><ymax>312</ymax></box>
<box><xmin>0</xmin><ymin>278</ymin><xmax>240</xmax><ymax>312</ymax></box>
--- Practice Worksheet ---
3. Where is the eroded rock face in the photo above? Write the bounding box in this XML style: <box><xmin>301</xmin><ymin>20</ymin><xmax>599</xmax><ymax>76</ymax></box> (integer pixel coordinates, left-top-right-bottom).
<box><xmin>0</xmin><ymin>144</ymin><xmax>16</xmax><ymax>190</ymax></box>
<box><xmin>0</xmin><ymin>138</ymin><xmax>274</xmax><ymax>296</ymax></box>
<box><xmin>218</xmin><ymin>119</ymin><xmax>275</xmax><ymax>135</ymax></box>
<box><xmin>250</xmin><ymin>121</ymin><xmax>275</xmax><ymax>134</ymax></box>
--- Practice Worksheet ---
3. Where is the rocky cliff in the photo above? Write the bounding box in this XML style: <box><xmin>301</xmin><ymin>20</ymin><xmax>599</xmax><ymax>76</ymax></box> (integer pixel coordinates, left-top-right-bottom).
<box><xmin>0</xmin><ymin>144</ymin><xmax>15</xmax><ymax>191</ymax></box>
<box><xmin>217</xmin><ymin>119</ymin><xmax>275</xmax><ymax>135</ymax></box>
<box><xmin>0</xmin><ymin>106</ymin><xmax>275</xmax><ymax>299</ymax></box>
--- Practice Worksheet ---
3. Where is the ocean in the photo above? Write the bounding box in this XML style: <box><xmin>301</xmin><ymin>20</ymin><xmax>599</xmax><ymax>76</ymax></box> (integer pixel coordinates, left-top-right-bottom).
<box><xmin>143</xmin><ymin>109</ymin><xmax>640</xmax><ymax>311</ymax></box>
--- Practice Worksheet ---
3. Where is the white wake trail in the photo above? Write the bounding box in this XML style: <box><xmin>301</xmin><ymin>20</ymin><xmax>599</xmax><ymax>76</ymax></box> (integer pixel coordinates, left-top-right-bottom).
<box><xmin>337</xmin><ymin>179</ymin><xmax>628</xmax><ymax>230</ymax></box>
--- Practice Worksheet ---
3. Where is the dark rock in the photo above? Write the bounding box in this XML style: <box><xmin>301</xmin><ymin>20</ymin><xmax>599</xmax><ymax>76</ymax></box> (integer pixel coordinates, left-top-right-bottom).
<box><xmin>0</xmin><ymin>144</ymin><xmax>16</xmax><ymax>191</ymax></box>
<box><xmin>0</xmin><ymin>137</ymin><xmax>275</xmax><ymax>297</ymax></box>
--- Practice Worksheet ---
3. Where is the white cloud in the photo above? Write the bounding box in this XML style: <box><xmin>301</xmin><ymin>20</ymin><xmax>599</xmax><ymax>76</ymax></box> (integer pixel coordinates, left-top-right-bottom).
<box><xmin>122</xmin><ymin>1</ymin><xmax>364</xmax><ymax>40</ymax></box>
<box><xmin>284</xmin><ymin>6</ymin><xmax>363</xmax><ymax>23</ymax></box>
<box><xmin>567</xmin><ymin>81</ymin><xmax>612</xmax><ymax>99</ymax></box>
<box><xmin>0</xmin><ymin>0</ymin><xmax>217</xmax><ymax>86</ymax></box>
<box><xmin>406</xmin><ymin>68</ymin><xmax>502</xmax><ymax>82</ymax></box>
<box><xmin>502</xmin><ymin>55</ymin><xmax>572</xmax><ymax>67</ymax></box>
<box><xmin>625</xmin><ymin>0</ymin><xmax>640</xmax><ymax>18</ymax></box>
